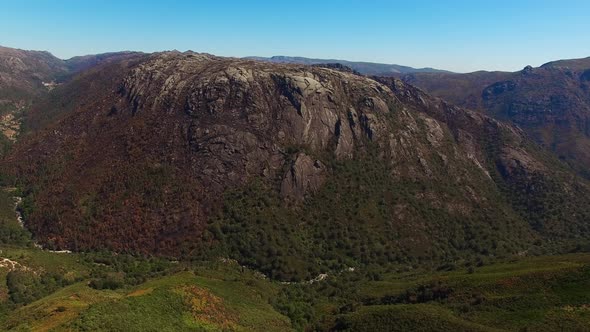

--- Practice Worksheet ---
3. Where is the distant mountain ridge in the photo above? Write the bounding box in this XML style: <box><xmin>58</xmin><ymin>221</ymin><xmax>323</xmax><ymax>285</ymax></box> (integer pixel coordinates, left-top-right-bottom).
<box><xmin>0</xmin><ymin>45</ymin><xmax>142</xmax><ymax>143</ymax></box>
<box><xmin>244</xmin><ymin>55</ymin><xmax>452</xmax><ymax>75</ymax></box>
<box><xmin>0</xmin><ymin>45</ymin><xmax>141</xmax><ymax>102</ymax></box>
<box><xmin>540</xmin><ymin>56</ymin><xmax>590</xmax><ymax>70</ymax></box>
<box><xmin>399</xmin><ymin>56</ymin><xmax>590</xmax><ymax>178</ymax></box>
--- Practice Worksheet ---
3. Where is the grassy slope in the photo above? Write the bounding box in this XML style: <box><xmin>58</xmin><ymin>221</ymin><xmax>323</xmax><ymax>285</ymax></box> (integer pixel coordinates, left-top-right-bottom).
<box><xmin>0</xmin><ymin>263</ymin><xmax>291</xmax><ymax>331</ymax></box>
<box><xmin>3</xmin><ymin>283</ymin><xmax>122</xmax><ymax>331</ymax></box>
<box><xmin>337</xmin><ymin>304</ymin><xmax>501</xmax><ymax>332</ymax></box>
<box><xmin>0</xmin><ymin>241</ymin><xmax>589</xmax><ymax>331</ymax></box>
<box><xmin>0</xmin><ymin>181</ymin><xmax>589</xmax><ymax>330</ymax></box>
<box><xmin>333</xmin><ymin>254</ymin><xmax>590</xmax><ymax>331</ymax></box>
<box><xmin>68</xmin><ymin>271</ymin><xmax>291</xmax><ymax>332</ymax></box>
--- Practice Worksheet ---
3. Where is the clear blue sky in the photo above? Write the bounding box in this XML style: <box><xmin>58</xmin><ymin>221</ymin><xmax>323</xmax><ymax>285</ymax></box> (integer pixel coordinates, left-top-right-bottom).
<box><xmin>1</xmin><ymin>0</ymin><xmax>589</xmax><ymax>73</ymax></box>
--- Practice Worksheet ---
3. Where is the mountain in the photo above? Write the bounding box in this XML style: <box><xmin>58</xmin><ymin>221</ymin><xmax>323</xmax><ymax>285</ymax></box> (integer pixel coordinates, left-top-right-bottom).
<box><xmin>64</xmin><ymin>51</ymin><xmax>143</xmax><ymax>73</ymax></box>
<box><xmin>0</xmin><ymin>46</ymin><xmax>140</xmax><ymax>151</ymax></box>
<box><xmin>6</xmin><ymin>51</ymin><xmax>590</xmax><ymax>282</ymax></box>
<box><xmin>0</xmin><ymin>46</ymin><xmax>140</xmax><ymax>98</ymax></box>
<box><xmin>0</xmin><ymin>46</ymin><xmax>68</xmax><ymax>98</ymax></box>
<box><xmin>541</xmin><ymin>56</ymin><xmax>590</xmax><ymax>71</ymax></box>
<box><xmin>244</xmin><ymin>55</ymin><xmax>451</xmax><ymax>75</ymax></box>
<box><xmin>0</xmin><ymin>46</ymin><xmax>68</xmax><ymax>148</ymax></box>
<box><xmin>399</xmin><ymin>57</ymin><xmax>590</xmax><ymax>177</ymax></box>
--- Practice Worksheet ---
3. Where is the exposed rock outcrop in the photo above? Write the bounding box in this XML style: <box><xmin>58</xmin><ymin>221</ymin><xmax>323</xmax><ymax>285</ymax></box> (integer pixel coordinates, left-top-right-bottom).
<box><xmin>281</xmin><ymin>153</ymin><xmax>326</xmax><ymax>201</ymax></box>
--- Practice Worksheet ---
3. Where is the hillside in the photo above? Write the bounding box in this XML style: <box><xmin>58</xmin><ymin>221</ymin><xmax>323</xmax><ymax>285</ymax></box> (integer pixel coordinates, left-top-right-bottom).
<box><xmin>2</xmin><ymin>243</ymin><xmax>590</xmax><ymax>331</ymax></box>
<box><xmin>4</xmin><ymin>51</ymin><xmax>590</xmax><ymax>283</ymax></box>
<box><xmin>0</xmin><ymin>46</ymin><xmax>67</xmax><ymax>151</ymax></box>
<box><xmin>400</xmin><ymin>57</ymin><xmax>590</xmax><ymax>177</ymax></box>
<box><xmin>1</xmin><ymin>166</ymin><xmax>590</xmax><ymax>330</ymax></box>
<box><xmin>541</xmin><ymin>56</ymin><xmax>590</xmax><ymax>71</ymax></box>
<box><xmin>0</xmin><ymin>46</ymin><xmax>141</xmax><ymax>156</ymax></box>
<box><xmin>0</xmin><ymin>46</ymin><xmax>67</xmax><ymax>100</ymax></box>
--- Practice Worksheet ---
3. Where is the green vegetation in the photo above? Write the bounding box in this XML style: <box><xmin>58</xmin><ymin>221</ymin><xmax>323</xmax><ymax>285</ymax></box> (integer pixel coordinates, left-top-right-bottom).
<box><xmin>0</xmin><ymin>134</ymin><xmax>12</xmax><ymax>160</ymax></box>
<box><xmin>479</xmin><ymin>126</ymin><xmax>590</xmax><ymax>249</ymax></box>
<box><xmin>2</xmin><ymin>248</ymin><xmax>590</xmax><ymax>331</ymax></box>
<box><xmin>0</xmin><ymin>256</ymin><xmax>292</xmax><ymax>331</ymax></box>
<box><xmin>6</xmin><ymin>128</ymin><xmax>590</xmax><ymax>330</ymax></box>
<box><xmin>6</xmin><ymin>269</ymin><xmax>69</xmax><ymax>305</ymax></box>
<box><xmin>206</xmin><ymin>145</ymin><xmax>535</xmax><ymax>282</ymax></box>
<box><xmin>0</xmin><ymin>189</ymin><xmax>31</xmax><ymax>246</ymax></box>
<box><xmin>70</xmin><ymin>271</ymin><xmax>291</xmax><ymax>331</ymax></box>
<box><xmin>333</xmin><ymin>305</ymin><xmax>498</xmax><ymax>332</ymax></box>
<box><xmin>277</xmin><ymin>254</ymin><xmax>590</xmax><ymax>331</ymax></box>
<box><xmin>2</xmin><ymin>168</ymin><xmax>590</xmax><ymax>331</ymax></box>
<box><xmin>0</xmin><ymin>184</ymin><xmax>291</xmax><ymax>330</ymax></box>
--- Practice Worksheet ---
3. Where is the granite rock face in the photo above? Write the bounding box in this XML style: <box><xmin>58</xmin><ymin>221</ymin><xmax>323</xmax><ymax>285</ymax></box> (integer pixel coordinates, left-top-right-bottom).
<box><xmin>280</xmin><ymin>153</ymin><xmax>326</xmax><ymax>201</ymax></box>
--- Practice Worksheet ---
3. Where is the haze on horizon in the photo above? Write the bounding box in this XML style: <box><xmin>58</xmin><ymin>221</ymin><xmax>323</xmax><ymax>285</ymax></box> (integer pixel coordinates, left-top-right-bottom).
<box><xmin>1</xmin><ymin>0</ymin><xmax>589</xmax><ymax>73</ymax></box>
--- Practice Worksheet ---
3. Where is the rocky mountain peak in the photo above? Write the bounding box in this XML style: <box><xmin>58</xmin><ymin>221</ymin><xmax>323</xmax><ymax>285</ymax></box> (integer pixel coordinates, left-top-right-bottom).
<box><xmin>7</xmin><ymin>52</ymin><xmax>590</xmax><ymax>270</ymax></box>
<box><xmin>521</xmin><ymin>65</ymin><xmax>534</xmax><ymax>74</ymax></box>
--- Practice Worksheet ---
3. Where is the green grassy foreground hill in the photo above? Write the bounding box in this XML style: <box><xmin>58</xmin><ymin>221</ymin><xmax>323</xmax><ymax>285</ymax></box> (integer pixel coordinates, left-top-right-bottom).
<box><xmin>1</xmin><ymin>242</ymin><xmax>590</xmax><ymax>330</ymax></box>
<box><xmin>1</xmin><ymin>269</ymin><xmax>292</xmax><ymax>332</ymax></box>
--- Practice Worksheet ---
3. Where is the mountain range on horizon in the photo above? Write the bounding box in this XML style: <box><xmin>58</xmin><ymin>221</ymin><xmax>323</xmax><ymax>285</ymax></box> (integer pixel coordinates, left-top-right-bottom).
<box><xmin>4</xmin><ymin>43</ymin><xmax>589</xmax><ymax>76</ymax></box>
<box><xmin>1</xmin><ymin>45</ymin><xmax>450</xmax><ymax>76</ymax></box>
<box><xmin>399</xmin><ymin>56</ymin><xmax>590</xmax><ymax>178</ymax></box>
<box><xmin>246</xmin><ymin>54</ymin><xmax>590</xmax><ymax>75</ymax></box>
<box><xmin>243</xmin><ymin>55</ymin><xmax>453</xmax><ymax>75</ymax></box>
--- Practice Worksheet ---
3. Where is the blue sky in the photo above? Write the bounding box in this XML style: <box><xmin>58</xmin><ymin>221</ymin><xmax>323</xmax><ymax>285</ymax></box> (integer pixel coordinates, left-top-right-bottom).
<box><xmin>1</xmin><ymin>0</ymin><xmax>589</xmax><ymax>73</ymax></box>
